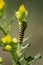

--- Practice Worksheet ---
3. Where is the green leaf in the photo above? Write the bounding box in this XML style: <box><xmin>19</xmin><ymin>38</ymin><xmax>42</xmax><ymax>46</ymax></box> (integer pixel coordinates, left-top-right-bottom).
<box><xmin>0</xmin><ymin>41</ymin><xmax>4</xmax><ymax>47</ymax></box>
<box><xmin>23</xmin><ymin>35</ymin><xmax>31</xmax><ymax>43</ymax></box>
<box><xmin>21</xmin><ymin>43</ymin><xmax>31</xmax><ymax>50</ymax></box>
<box><xmin>28</xmin><ymin>53</ymin><xmax>42</xmax><ymax>65</ymax></box>
<box><xmin>34</xmin><ymin>53</ymin><xmax>42</xmax><ymax>60</ymax></box>
<box><xmin>24</xmin><ymin>56</ymin><xmax>34</xmax><ymax>63</ymax></box>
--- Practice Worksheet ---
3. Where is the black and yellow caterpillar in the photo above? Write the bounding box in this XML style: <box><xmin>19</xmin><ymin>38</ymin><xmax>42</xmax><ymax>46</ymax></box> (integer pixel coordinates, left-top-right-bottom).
<box><xmin>19</xmin><ymin>21</ymin><xmax>27</xmax><ymax>44</ymax></box>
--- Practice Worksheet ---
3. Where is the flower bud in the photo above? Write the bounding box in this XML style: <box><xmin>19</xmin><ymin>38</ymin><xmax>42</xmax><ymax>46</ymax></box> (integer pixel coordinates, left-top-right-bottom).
<box><xmin>5</xmin><ymin>45</ymin><xmax>12</xmax><ymax>51</ymax></box>
<box><xmin>13</xmin><ymin>38</ymin><xmax>18</xmax><ymax>43</ymax></box>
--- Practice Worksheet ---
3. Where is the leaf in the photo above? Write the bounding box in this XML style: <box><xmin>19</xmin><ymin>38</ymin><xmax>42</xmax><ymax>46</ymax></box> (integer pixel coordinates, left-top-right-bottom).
<box><xmin>23</xmin><ymin>35</ymin><xmax>31</xmax><ymax>43</ymax></box>
<box><xmin>0</xmin><ymin>42</ymin><xmax>4</xmax><ymax>47</ymax></box>
<box><xmin>21</xmin><ymin>43</ymin><xmax>31</xmax><ymax>50</ymax></box>
<box><xmin>34</xmin><ymin>53</ymin><xmax>42</xmax><ymax>60</ymax></box>
<box><xmin>28</xmin><ymin>53</ymin><xmax>42</xmax><ymax>65</ymax></box>
<box><xmin>24</xmin><ymin>56</ymin><xmax>34</xmax><ymax>63</ymax></box>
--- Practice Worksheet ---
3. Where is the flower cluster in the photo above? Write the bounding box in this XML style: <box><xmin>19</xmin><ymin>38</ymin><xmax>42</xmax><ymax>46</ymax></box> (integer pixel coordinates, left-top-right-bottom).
<box><xmin>1</xmin><ymin>34</ymin><xmax>18</xmax><ymax>51</ymax></box>
<box><xmin>16</xmin><ymin>5</ymin><xmax>28</xmax><ymax>21</ymax></box>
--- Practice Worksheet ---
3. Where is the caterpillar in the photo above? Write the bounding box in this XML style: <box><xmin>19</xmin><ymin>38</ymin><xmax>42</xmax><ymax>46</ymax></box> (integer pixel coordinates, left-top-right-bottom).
<box><xmin>19</xmin><ymin>21</ymin><xmax>27</xmax><ymax>44</ymax></box>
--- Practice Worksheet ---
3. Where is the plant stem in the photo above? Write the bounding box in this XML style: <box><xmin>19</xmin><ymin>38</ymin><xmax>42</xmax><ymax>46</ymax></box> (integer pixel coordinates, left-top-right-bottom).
<box><xmin>0</xmin><ymin>26</ymin><xmax>7</xmax><ymax>35</ymax></box>
<box><xmin>11</xmin><ymin>51</ymin><xmax>21</xmax><ymax>65</ymax></box>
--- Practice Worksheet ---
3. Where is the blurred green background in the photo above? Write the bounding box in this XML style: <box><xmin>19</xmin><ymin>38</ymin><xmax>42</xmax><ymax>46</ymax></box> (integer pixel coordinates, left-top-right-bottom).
<box><xmin>0</xmin><ymin>0</ymin><xmax>43</xmax><ymax>65</ymax></box>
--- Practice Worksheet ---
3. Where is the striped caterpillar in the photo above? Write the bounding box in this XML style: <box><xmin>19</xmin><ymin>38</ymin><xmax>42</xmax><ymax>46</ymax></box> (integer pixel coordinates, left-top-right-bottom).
<box><xmin>19</xmin><ymin>21</ymin><xmax>27</xmax><ymax>44</ymax></box>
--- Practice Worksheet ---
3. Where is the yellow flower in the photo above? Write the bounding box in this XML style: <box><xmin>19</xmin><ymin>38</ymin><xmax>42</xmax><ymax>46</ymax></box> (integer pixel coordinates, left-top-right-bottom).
<box><xmin>5</xmin><ymin>45</ymin><xmax>12</xmax><ymax>51</ymax></box>
<box><xmin>19</xmin><ymin>5</ymin><xmax>26</xmax><ymax>13</ymax></box>
<box><xmin>0</xmin><ymin>0</ymin><xmax>5</xmax><ymax>11</ymax></box>
<box><xmin>13</xmin><ymin>38</ymin><xmax>18</xmax><ymax>43</ymax></box>
<box><xmin>0</xmin><ymin>57</ymin><xmax>3</xmax><ymax>63</ymax></box>
<box><xmin>16</xmin><ymin>4</ymin><xmax>28</xmax><ymax>21</ymax></box>
<box><xmin>2</xmin><ymin>34</ymin><xmax>12</xmax><ymax>44</ymax></box>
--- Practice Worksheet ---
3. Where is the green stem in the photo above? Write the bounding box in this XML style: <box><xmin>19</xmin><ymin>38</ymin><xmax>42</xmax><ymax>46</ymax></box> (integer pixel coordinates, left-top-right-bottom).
<box><xmin>11</xmin><ymin>51</ymin><xmax>21</xmax><ymax>65</ymax></box>
<box><xmin>0</xmin><ymin>26</ymin><xmax>7</xmax><ymax>35</ymax></box>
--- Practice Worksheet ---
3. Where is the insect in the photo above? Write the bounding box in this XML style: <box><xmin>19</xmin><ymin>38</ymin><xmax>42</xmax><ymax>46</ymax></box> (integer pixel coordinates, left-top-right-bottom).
<box><xmin>19</xmin><ymin>21</ymin><xmax>27</xmax><ymax>44</ymax></box>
